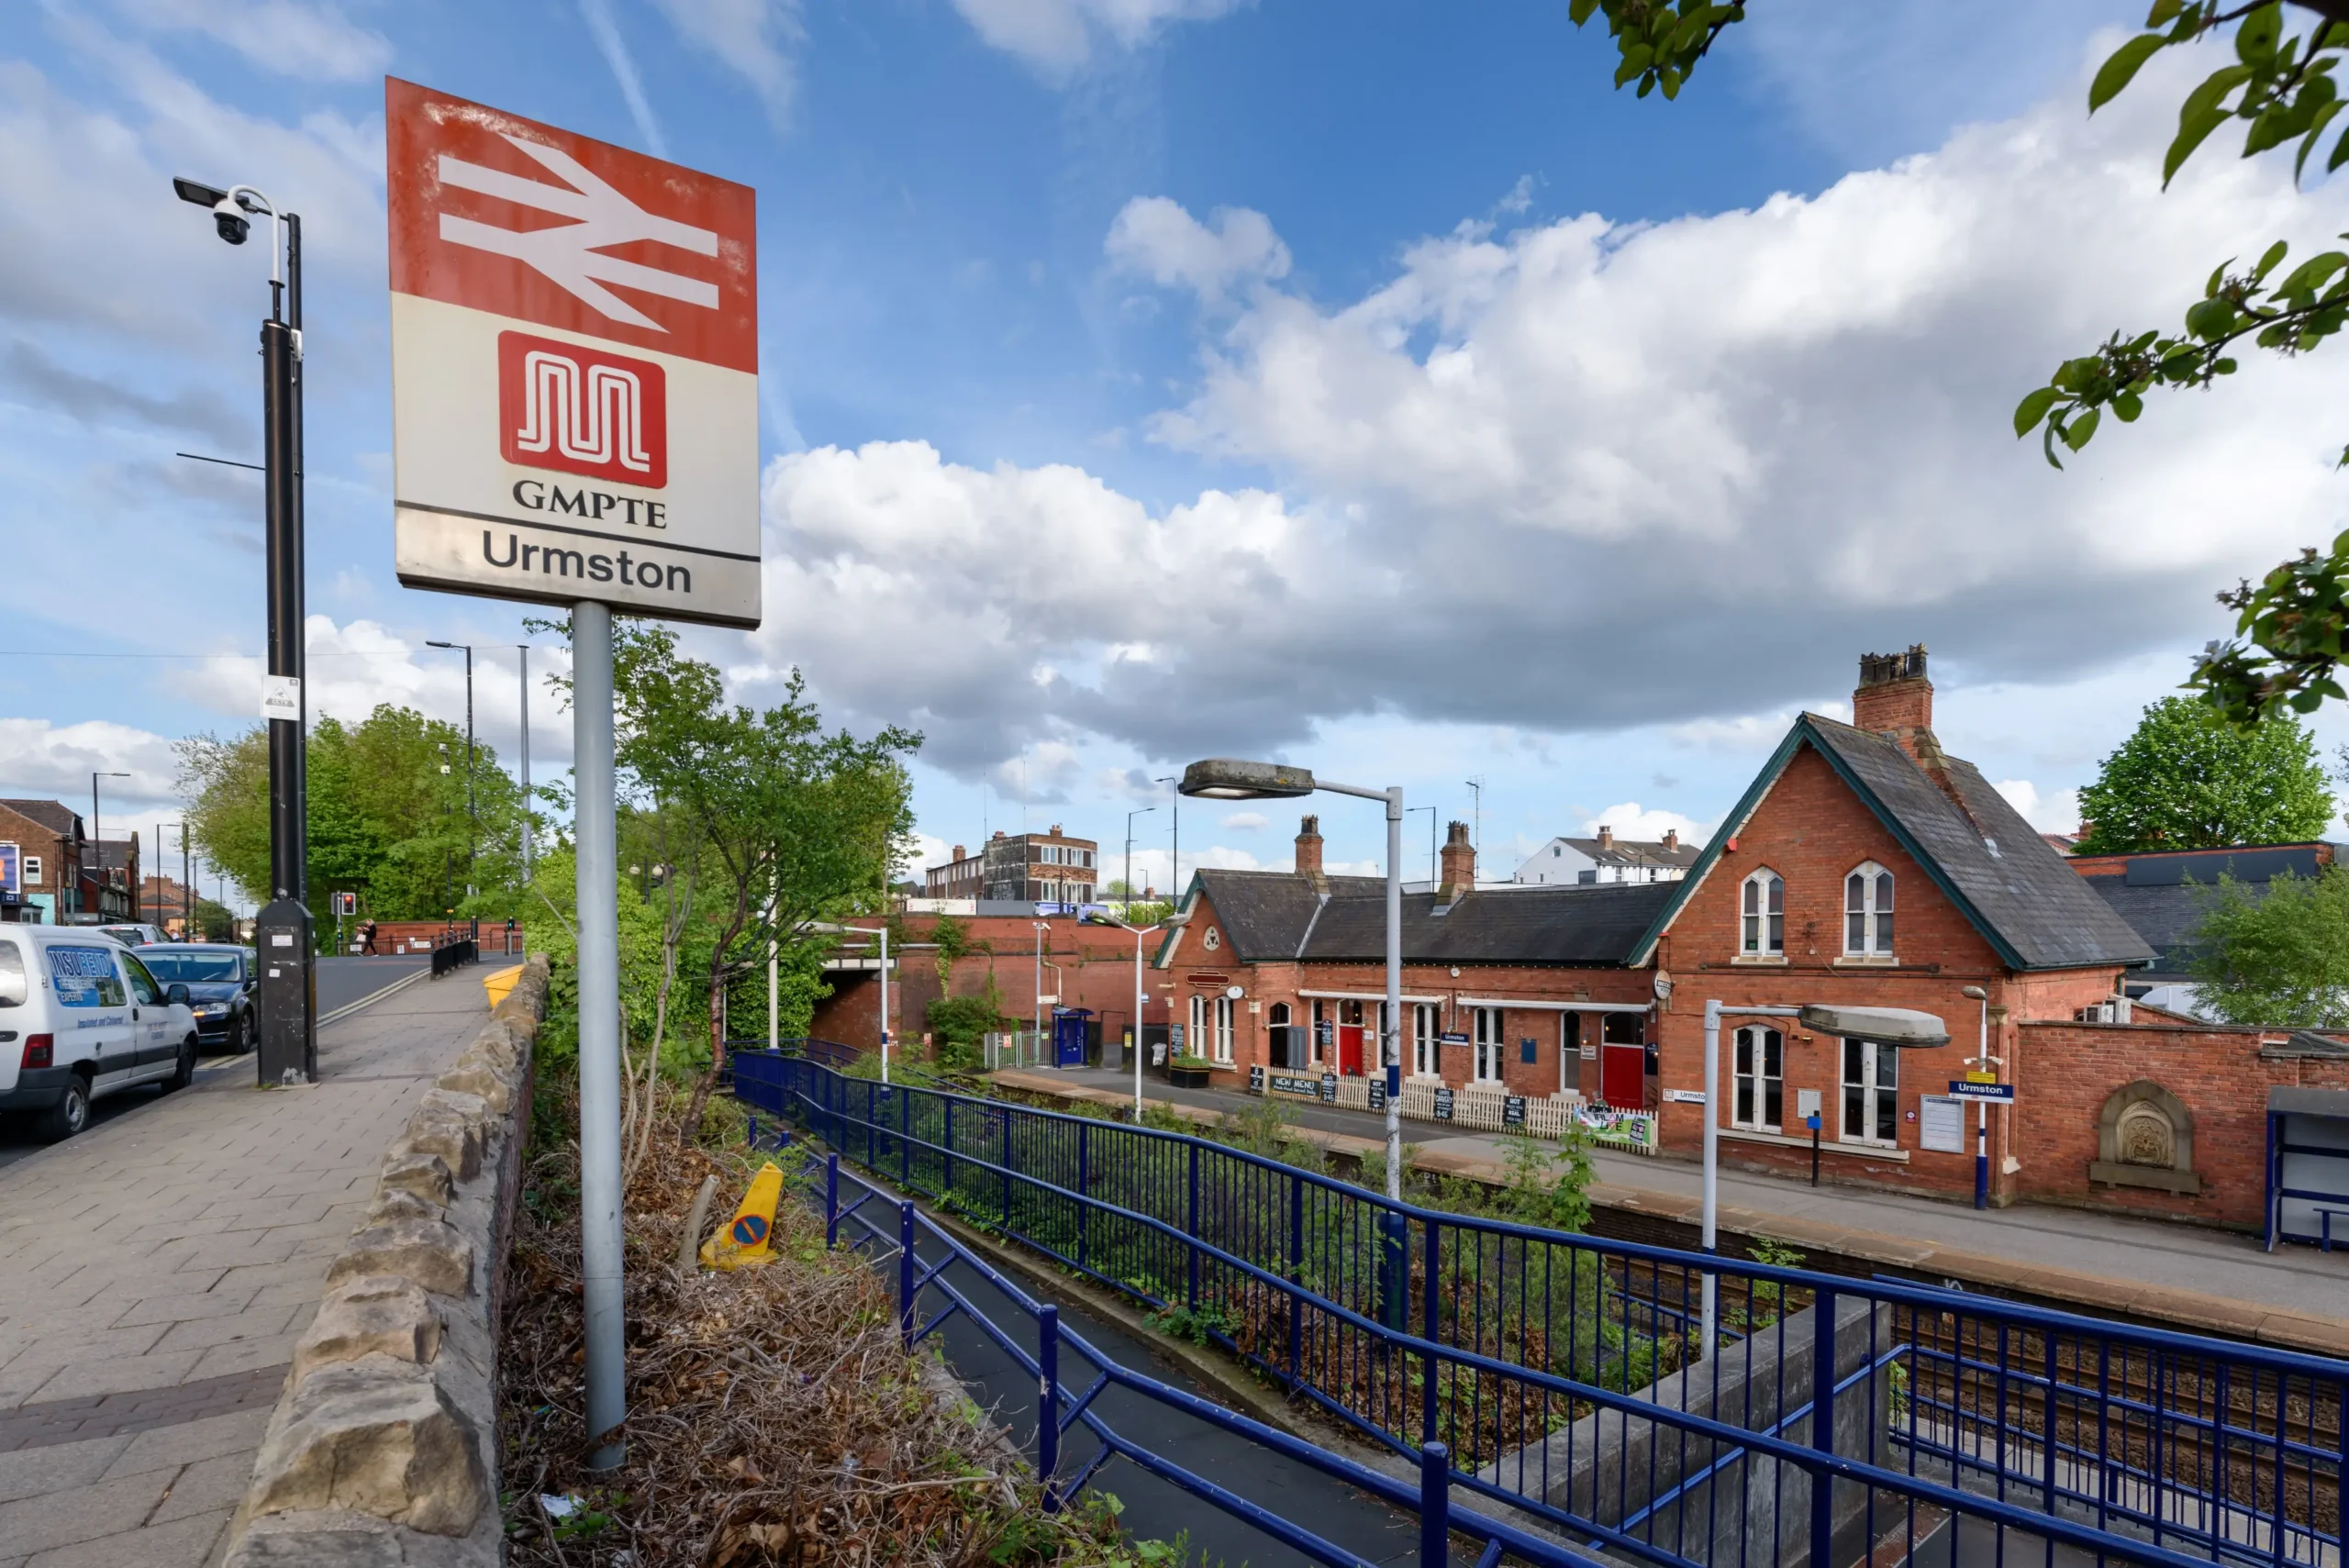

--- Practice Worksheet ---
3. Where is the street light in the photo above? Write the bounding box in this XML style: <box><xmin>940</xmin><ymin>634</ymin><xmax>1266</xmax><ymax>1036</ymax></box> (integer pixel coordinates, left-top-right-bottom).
<box><xmin>1154</xmin><ymin>775</ymin><xmax>1178</xmax><ymax>902</ymax></box>
<box><xmin>1108</xmin><ymin>912</ymin><xmax>1186</xmax><ymax>1115</ymax></box>
<box><xmin>1698</xmin><ymin>998</ymin><xmax>1948</xmax><ymax>1357</ymax></box>
<box><xmin>1032</xmin><ymin>921</ymin><xmax>1052</xmax><ymax>1053</ymax></box>
<box><xmin>1124</xmin><ymin>806</ymin><xmax>1155</xmax><ymax>916</ymax></box>
<box><xmin>174</xmin><ymin>172</ymin><xmax>311</xmax><ymax>1084</ymax></box>
<box><xmin>1182</xmin><ymin>759</ymin><xmax>1408</xmax><ymax>1204</ymax></box>
<box><xmin>90</xmin><ymin>773</ymin><xmax>128</xmax><ymax>918</ymax></box>
<box><xmin>425</xmin><ymin>641</ymin><xmax>476</xmax><ymax>895</ymax></box>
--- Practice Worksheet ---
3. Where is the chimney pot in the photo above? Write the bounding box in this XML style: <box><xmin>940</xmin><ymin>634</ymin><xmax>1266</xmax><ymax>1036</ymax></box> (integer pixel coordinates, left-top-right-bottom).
<box><xmin>1439</xmin><ymin>819</ymin><xmax>1475</xmax><ymax>900</ymax></box>
<box><xmin>952</xmin><ymin>844</ymin><xmax>964</xmax><ymax>861</ymax></box>
<box><xmin>1662</xmin><ymin>828</ymin><xmax>1677</xmax><ymax>851</ymax></box>
<box><xmin>1851</xmin><ymin>642</ymin><xmax>1935</xmax><ymax>762</ymax></box>
<box><xmin>1295</xmin><ymin>814</ymin><xmax>1325</xmax><ymax>885</ymax></box>
<box><xmin>1049</xmin><ymin>824</ymin><xmax>1062</xmax><ymax>836</ymax></box>
<box><xmin>1596</xmin><ymin>825</ymin><xmax>1613</xmax><ymax>850</ymax></box>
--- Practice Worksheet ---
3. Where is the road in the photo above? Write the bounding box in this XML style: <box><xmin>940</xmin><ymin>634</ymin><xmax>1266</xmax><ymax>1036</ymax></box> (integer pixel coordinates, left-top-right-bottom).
<box><xmin>0</xmin><ymin>952</ymin><xmax>443</xmax><ymax>1171</ymax></box>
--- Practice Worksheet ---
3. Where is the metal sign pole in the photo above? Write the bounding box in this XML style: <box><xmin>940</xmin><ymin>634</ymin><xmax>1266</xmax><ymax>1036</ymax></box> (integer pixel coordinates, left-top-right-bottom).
<box><xmin>572</xmin><ymin>601</ymin><xmax>626</xmax><ymax>1471</ymax></box>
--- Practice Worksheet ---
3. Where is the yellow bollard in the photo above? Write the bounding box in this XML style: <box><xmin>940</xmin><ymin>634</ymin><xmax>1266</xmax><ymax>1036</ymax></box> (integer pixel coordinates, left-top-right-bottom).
<box><xmin>698</xmin><ymin>1162</ymin><xmax>785</xmax><ymax>1272</ymax></box>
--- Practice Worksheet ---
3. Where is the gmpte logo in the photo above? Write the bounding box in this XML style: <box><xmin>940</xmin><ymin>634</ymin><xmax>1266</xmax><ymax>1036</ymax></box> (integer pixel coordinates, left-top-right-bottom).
<box><xmin>497</xmin><ymin>329</ymin><xmax>667</xmax><ymax>488</ymax></box>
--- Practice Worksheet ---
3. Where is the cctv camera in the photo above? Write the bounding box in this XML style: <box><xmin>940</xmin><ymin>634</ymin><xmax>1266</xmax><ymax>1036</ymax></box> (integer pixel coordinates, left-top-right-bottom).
<box><xmin>211</xmin><ymin>198</ymin><xmax>250</xmax><ymax>245</ymax></box>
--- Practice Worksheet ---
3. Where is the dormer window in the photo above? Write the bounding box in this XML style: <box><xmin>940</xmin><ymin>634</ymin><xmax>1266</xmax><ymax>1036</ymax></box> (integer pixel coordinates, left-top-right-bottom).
<box><xmin>1741</xmin><ymin>870</ymin><xmax>1784</xmax><ymax>955</ymax></box>
<box><xmin>1844</xmin><ymin>862</ymin><xmax>1894</xmax><ymax>956</ymax></box>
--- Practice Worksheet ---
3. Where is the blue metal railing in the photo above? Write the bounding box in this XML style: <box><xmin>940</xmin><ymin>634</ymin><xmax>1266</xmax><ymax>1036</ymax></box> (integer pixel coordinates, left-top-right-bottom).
<box><xmin>738</xmin><ymin>1048</ymin><xmax>2349</xmax><ymax>1568</ymax></box>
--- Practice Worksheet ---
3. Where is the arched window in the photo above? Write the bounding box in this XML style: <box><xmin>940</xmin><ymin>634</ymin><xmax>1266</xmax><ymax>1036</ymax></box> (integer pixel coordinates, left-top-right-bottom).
<box><xmin>1844</xmin><ymin>862</ymin><xmax>1894</xmax><ymax>956</ymax></box>
<box><xmin>1741</xmin><ymin>870</ymin><xmax>1784</xmax><ymax>955</ymax></box>
<box><xmin>1269</xmin><ymin>1002</ymin><xmax>1291</xmax><ymax>1027</ymax></box>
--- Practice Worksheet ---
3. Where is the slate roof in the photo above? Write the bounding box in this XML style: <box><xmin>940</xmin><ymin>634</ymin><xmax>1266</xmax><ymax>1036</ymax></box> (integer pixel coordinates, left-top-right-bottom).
<box><xmin>1555</xmin><ymin>836</ymin><xmax>1702</xmax><ymax>872</ymax></box>
<box><xmin>2076</xmin><ymin>845</ymin><xmax>2329</xmax><ymax>980</ymax></box>
<box><xmin>1630</xmin><ymin>714</ymin><xmax>2154</xmax><ymax>973</ymax></box>
<box><xmin>1177</xmin><ymin>868</ymin><xmax>1673</xmax><ymax>968</ymax></box>
<box><xmin>0</xmin><ymin>800</ymin><xmax>80</xmax><ymax>839</ymax></box>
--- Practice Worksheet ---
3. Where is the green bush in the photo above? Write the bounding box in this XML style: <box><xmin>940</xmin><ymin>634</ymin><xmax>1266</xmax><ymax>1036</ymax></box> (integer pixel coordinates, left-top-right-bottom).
<box><xmin>927</xmin><ymin>982</ymin><xmax>1011</xmax><ymax>1071</ymax></box>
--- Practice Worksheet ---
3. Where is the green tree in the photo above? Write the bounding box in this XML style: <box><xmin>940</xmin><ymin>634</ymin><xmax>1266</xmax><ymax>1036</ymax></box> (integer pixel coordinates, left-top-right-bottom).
<box><xmin>1569</xmin><ymin>1</ymin><xmax>2349</xmax><ymax>724</ymax></box>
<box><xmin>177</xmin><ymin>705</ymin><xmax>534</xmax><ymax>921</ymax></box>
<box><xmin>2189</xmin><ymin>866</ymin><xmax>2349</xmax><ymax>1025</ymax></box>
<box><xmin>2075</xmin><ymin>695</ymin><xmax>2334</xmax><ymax>851</ymax></box>
<box><xmin>547</xmin><ymin>617</ymin><xmax>920</xmax><ymax>1137</ymax></box>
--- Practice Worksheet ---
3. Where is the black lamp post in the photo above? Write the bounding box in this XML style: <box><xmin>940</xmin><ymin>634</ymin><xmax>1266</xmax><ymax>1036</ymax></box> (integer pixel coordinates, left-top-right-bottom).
<box><xmin>175</xmin><ymin>173</ymin><xmax>313</xmax><ymax>1083</ymax></box>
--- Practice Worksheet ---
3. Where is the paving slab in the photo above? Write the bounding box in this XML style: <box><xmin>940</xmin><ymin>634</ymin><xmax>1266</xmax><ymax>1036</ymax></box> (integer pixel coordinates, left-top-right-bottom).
<box><xmin>0</xmin><ymin>966</ymin><xmax>491</xmax><ymax>1568</ymax></box>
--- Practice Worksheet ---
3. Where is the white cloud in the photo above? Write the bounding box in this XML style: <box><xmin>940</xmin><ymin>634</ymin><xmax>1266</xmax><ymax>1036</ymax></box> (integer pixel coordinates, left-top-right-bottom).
<box><xmin>649</xmin><ymin>0</ymin><xmax>803</xmax><ymax>128</ymax></box>
<box><xmin>116</xmin><ymin>0</ymin><xmax>393</xmax><ymax>82</ymax></box>
<box><xmin>0</xmin><ymin>717</ymin><xmax>182</xmax><ymax>811</ymax></box>
<box><xmin>1582</xmin><ymin>802</ymin><xmax>1709</xmax><ymax>844</ymax></box>
<box><xmin>1106</xmin><ymin>196</ymin><xmax>1289</xmax><ymax>304</ymax></box>
<box><xmin>1992</xmin><ymin>779</ymin><xmax>2084</xmax><ymax>836</ymax></box>
<box><xmin>1218</xmin><ymin>810</ymin><xmax>1268</xmax><ymax>830</ymax></box>
<box><xmin>951</xmin><ymin>0</ymin><xmax>1241</xmax><ymax>77</ymax></box>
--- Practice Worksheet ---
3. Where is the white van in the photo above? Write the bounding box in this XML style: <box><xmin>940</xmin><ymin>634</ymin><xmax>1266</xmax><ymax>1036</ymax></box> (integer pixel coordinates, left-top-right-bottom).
<box><xmin>0</xmin><ymin>927</ymin><xmax>200</xmax><ymax>1142</ymax></box>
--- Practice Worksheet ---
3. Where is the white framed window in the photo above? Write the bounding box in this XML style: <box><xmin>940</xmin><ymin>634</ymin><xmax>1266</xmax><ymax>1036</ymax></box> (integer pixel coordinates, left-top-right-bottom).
<box><xmin>1213</xmin><ymin>996</ymin><xmax>1235</xmax><ymax>1063</ymax></box>
<box><xmin>1741</xmin><ymin>870</ymin><xmax>1785</xmax><ymax>955</ymax></box>
<box><xmin>22</xmin><ymin>855</ymin><xmax>40</xmax><ymax>884</ymax></box>
<box><xmin>1733</xmin><ymin>1026</ymin><xmax>1782</xmax><ymax>1132</ymax></box>
<box><xmin>1187</xmin><ymin>994</ymin><xmax>1207</xmax><ymax>1057</ymax></box>
<box><xmin>1844</xmin><ymin>862</ymin><xmax>1895</xmax><ymax>956</ymax></box>
<box><xmin>1413</xmin><ymin>1002</ymin><xmax>1440</xmax><ymax>1076</ymax></box>
<box><xmin>1472</xmin><ymin>1006</ymin><xmax>1505</xmax><ymax>1083</ymax></box>
<box><xmin>1841</xmin><ymin>1038</ymin><xmax>1899</xmax><ymax>1146</ymax></box>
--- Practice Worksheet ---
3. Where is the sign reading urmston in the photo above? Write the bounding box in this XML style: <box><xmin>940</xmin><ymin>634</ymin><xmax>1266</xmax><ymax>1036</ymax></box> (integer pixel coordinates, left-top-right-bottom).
<box><xmin>385</xmin><ymin>78</ymin><xmax>761</xmax><ymax>628</ymax></box>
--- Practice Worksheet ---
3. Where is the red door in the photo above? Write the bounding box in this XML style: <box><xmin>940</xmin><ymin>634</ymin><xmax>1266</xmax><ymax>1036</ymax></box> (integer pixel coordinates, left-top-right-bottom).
<box><xmin>1600</xmin><ymin>1044</ymin><xmax>1644</xmax><ymax>1109</ymax></box>
<box><xmin>1336</xmin><ymin>1025</ymin><xmax>1365</xmax><ymax>1075</ymax></box>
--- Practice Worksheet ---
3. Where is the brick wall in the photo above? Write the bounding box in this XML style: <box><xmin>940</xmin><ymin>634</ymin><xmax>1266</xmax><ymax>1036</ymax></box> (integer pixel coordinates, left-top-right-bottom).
<box><xmin>808</xmin><ymin>916</ymin><xmax>1168</xmax><ymax>1052</ymax></box>
<box><xmin>2011</xmin><ymin>1021</ymin><xmax>2349</xmax><ymax>1229</ymax></box>
<box><xmin>1650</xmin><ymin>743</ymin><xmax>2125</xmax><ymax>1203</ymax></box>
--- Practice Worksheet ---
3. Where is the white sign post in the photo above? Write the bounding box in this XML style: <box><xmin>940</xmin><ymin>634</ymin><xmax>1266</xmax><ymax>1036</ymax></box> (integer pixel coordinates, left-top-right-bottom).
<box><xmin>385</xmin><ymin>78</ymin><xmax>760</xmax><ymax>1473</ymax></box>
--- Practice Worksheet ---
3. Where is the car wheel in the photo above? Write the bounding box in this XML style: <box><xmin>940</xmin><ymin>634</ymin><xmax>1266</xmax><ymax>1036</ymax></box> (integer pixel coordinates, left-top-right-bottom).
<box><xmin>166</xmin><ymin>1037</ymin><xmax>197</xmax><ymax>1091</ymax></box>
<box><xmin>32</xmin><ymin>1075</ymin><xmax>91</xmax><ymax>1143</ymax></box>
<box><xmin>228</xmin><ymin>1011</ymin><xmax>250</xmax><ymax>1055</ymax></box>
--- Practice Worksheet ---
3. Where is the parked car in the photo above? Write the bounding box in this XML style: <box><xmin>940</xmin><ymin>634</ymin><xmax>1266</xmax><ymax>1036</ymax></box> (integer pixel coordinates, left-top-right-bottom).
<box><xmin>97</xmin><ymin>923</ymin><xmax>169</xmax><ymax>947</ymax></box>
<box><xmin>134</xmin><ymin>944</ymin><xmax>257</xmax><ymax>1053</ymax></box>
<box><xmin>0</xmin><ymin>927</ymin><xmax>200</xmax><ymax>1141</ymax></box>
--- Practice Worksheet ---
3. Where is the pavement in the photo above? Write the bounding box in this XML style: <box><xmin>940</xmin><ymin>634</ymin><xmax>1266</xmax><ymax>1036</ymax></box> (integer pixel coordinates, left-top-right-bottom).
<box><xmin>0</xmin><ymin>961</ymin><xmax>492</xmax><ymax>1568</ymax></box>
<box><xmin>1010</xmin><ymin>1065</ymin><xmax>2349</xmax><ymax>1353</ymax></box>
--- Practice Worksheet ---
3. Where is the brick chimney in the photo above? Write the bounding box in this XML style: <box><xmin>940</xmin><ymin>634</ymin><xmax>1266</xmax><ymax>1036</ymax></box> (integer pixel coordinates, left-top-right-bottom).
<box><xmin>1438</xmin><ymin>819</ymin><xmax>1475</xmax><ymax>902</ymax></box>
<box><xmin>1662</xmin><ymin>828</ymin><xmax>1677</xmax><ymax>851</ymax></box>
<box><xmin>952</xmin><ymin>844</ymin><xmax>964</xmax><ymax>861</ymax></box>
<box><xmin>1853</xmin><ymin>644</ymin><xmax>1934</xmax><ymax>762</ymax></box>
<box><xmin>1294</xmin><ymin>814</ymin><xmax>1326</xmax><ymax>890</ymax></box>
<box><xmin>1595</xmin><ymin>825</ymin><xmax>1614</xmax><ymax>851</ymax></box>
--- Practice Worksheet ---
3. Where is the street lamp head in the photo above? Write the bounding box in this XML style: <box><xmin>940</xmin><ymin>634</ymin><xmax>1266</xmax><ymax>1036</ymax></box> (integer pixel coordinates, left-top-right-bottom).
<box><xmin>1796</xmin><ymin>1004</ymin><xmax>1949</xmax><ymax>1050</ymax></box>
<box><xmin>1961</xmin><ymin>985</ymin><xmax>1987</xmax><ymax>1000</ymax></box>
<box><xmin>1179</xmin><ymin>758</ymin><xmax>1314</xmax><ymax>800</ymax></box>
<box><xmin>426</xmin><ymin>639</ymin><xmax>453</xmax><ymax>649</ymax></box>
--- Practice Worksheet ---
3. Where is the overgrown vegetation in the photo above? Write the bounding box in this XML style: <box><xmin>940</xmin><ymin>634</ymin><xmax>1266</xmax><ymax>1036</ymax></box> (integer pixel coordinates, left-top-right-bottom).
<box><xmin>927</xmin><ymin>982</ymin><xmax>1013</xmax><ymax>1072</ymax></box>
<box><xmin>2190</xmin><ymin>864</ymin><xmax>2349</xmax><ymax>1025</ymax></box>
<box><xmin>500</xmin><ymin>1059</ymin><xmax>1177</xmax><ymax>1565</ymax></box>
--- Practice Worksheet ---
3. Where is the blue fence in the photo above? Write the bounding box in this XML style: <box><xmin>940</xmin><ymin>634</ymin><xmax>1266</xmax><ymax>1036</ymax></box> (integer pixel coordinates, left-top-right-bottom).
<box><xmin>737</xmin><ymin>1047</ymin><xmax>2349</xmax><ymax>1568</ymax></box>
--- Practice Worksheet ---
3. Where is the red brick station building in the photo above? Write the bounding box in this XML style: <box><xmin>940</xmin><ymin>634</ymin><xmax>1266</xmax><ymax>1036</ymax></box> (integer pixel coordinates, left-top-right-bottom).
<box><xmin>841</xmin><ymin>649</ymin><xmax>2349</xmax><ymax>1229</ymax></box>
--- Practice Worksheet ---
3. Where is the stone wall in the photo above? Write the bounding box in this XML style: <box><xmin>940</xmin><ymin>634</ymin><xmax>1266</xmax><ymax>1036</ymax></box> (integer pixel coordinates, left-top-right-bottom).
<box><xmin>219</xmin><ymin>952</ymin><xmax>549</xmax><ymax>1566</ymax></box>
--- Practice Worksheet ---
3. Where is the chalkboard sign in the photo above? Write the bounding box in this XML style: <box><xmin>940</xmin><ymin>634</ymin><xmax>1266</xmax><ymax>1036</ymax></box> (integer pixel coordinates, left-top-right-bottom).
<box><xmin>1367</xmin><ymin>1078</ymin><xmax>1386</xmax><ymax>1112</ymax></box>
<box><xmin>1520</xmin><ymin>1037</ymin><xmax>1537</xmax><ymax>1064</ymax></box>
<box><xmin>1503</xmin><ymin>1095</ymin><xmax>1528</xmax><ymax>1128</ymax></box>
<box><xmin>1315</xmin><ymin>1018</ymin><xmax>1335</xmax><ymax>1047</ymax></box>
<box><xmin>1169</xmin><ymin>1024</ymin><xmax>1186</xmax><ymax>1049</ymax></box>
<box><xmin>1269</xmin><ymin>1072</ymin><xmax>1320</xmax><ymax>1097</ymax></box>
<box><xmin>1248</xmin><ymin>1064</ymin><xmax>1265</xmax><ymax>1092</ymax></box>
<box><xmin>1433</xmin><ymin>1087</ymin><xmax>1456</xmax><ymax>1121</ymax></box>
<box><xmin>1320</xmin><ymin>1072</ymin><xmax>1338</xmax><ymax>1102</ymax></box>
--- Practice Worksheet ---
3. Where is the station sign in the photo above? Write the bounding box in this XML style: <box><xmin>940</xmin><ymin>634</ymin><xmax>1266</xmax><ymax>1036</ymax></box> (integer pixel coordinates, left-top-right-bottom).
<box><xmin>1947</xmin><ymin>1081</ymin><xmax>2016</xmax><ymax>1102</ymax></box>
<box><xmin>384</xmin><ymin>78</ymin><xmax>761</xmax><ymax>628</ymax></box>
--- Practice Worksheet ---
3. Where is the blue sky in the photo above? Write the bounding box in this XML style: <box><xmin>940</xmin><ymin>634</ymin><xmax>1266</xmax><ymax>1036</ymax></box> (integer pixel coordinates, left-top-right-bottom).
<box><xmin>6</xmin><ymin>0</ymin><xmax>2348</xmax><ymax>904</ymax></box>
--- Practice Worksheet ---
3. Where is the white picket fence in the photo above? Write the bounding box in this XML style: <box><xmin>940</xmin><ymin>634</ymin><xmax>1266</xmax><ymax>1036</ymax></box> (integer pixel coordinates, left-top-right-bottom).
<box><xmin>1304</xmin><ymin>1074</ymin><xmax>1658</xmax><ymax>1154</ymax></box>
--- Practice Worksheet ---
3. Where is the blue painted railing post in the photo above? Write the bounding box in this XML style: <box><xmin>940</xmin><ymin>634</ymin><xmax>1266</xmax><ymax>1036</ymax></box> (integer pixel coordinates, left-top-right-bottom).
<box><xmin>900</xmin><ymin>1081</ymin><xmax>911</xmax><ymax>1186</ymax></box>
<box><xmin>1001</xmin><ymin>1108</ymin><xmax>1013</xmax><ymax>1230</ymax></box>
<box><xmin>747</xmin><ymin>1113</ymin><xmax>759</xmax><ymax>1148</ymax></box>
<box><xmin>944</xmin><ymin>1097</ymin><xmax>955</xmax><ymax>1200</ymax></box>
<box><xmin>1037</xmin><ymin>1305</ymin><xmax>1063</xmax><ymax>1513</ymax></box>
<box><xmin>1420</xmin><ymin>1216</ymin><xmax>1441</xmax><ymax>1444</ymax></box>
<box><xmin>898</xmin><ymin>1200</ymin><xmax>918</xmax><ymax>1350</ymax></box>
<box><xmin>825</xmin><ymin>1154</ymin><xmax>841</xmax><ymax>1249</ymax></box>
<box><xmin>1076</xmin><ymin>1121</ymin><xmax>1090</xmax><ymax>1273</ymax></box>
<box><xmin>1378</xmin><ymin>1209</ymin><xmax>1408</xmax><ymax>1333</ymax></box>
<box><xmin>1186</xmin><ymin>1140</ymin><xmax>1201</xmax><ymax>1310</ymax></box>
<box><xmin>1286</xmin><ymin>1173</ymin><xmax>1304</xmax><ymax>1385</ymax></box>
<box><xmin>1810</xmin><ymin>1286</ymin><xmax>1837</xmax><ymax>1568</ymax></box>
<box><xmin>1418</xmin><ymin>1440</ymin><xmax>1450</xmax><ymax>1568</ymax></box>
